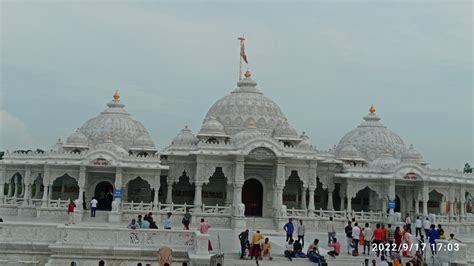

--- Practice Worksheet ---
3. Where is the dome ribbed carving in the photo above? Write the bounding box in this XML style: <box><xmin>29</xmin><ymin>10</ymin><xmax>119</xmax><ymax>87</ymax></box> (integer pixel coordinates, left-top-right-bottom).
<box><xmin>171</xmin><ymin>126</ymin><xmax>198</xmax><ymax>146</ymax></box>
<box><xmin>203</xmin><ymin>76</ymin><xmax>287</xmax><ymax>136</ymax></box>
<box><xmin>65</xmin><ymin>129</ymin><xmax>89</xmax><ymax>147</ymax></box>
<box><xmin>336</xmin><ymin>110</ymin><xmax>406</xmax><ymax>161</ymax></box>
<box><xmin>77</xmin><ymin>94</ymin><xmax>156</xmax><ymax>151</ymax></box>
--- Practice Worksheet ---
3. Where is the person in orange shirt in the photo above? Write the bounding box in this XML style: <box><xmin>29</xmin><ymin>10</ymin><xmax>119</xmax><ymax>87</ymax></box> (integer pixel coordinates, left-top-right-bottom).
<box><xmin>260</xmin><ymin>237</ymin><xmax>272</xmax><ymax>260</ymax></box>
<box><xmin>371</xmin><ymin>224</ymin><xmax>384</xmax><ymax>257</ymax></box>
<box><xmin>250</xmin><ymin>230</ymin><xmax>263</xmax><ymax>260</ymax></box>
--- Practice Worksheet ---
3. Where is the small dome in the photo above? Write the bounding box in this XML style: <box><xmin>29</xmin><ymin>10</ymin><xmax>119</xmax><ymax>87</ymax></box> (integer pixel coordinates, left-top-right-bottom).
<box><xmin>95</xmin><ymin>139</ymin><xmax>128</xmax><ymax>154</ymax></box>
<box><xmin>296</xmin><ymin>132</ymin><xmax>315</xmax><ymax>150</ymax></box>
<box><xmin>369</xmin><ymin>150</ymin><xmax>400</xmax><ymax>168</ymax></box>
<box><xmin>50</xmin><ymin>139</ymin><xmax>65</xmax><ymax>153</ymax></box>
<box><xmin>198</xmin><ymin>117</ymin><xmax>228</xmax><ymax>138</ymax></box>
<box><xmin>171</xmin><ymin>126</ymin><xmax>198</xmax><ymax>146</ymax></box>
<box><xmin>273</xmin><ymin>120</ymin><xmax>300</xmax><ymax>141</ymax></box>
<box><xmin>232</xmin><ymin>123</ymin><xmax>265</xmax><ymax>146</ymax></box>
<box><xmin>65</xmin><ymin>129</ymin><xmax>89</xmax><ymax>148</ymax></box>
<box><xmin>131</xmin><ymin>134</ymin><xmax>156</xmax><ymax>151</ymax></box>
<box><xmin>401</xmin><ymin>144</ymin><xmax>424</xmax><ymax>163</ymax></box>
<box><xmin>335</xmin><ymin>106</ymin><xmax>407</xmax><ymax>161</ymax></box>
<box><xmin>336</xmin><ymin>144</ymin><xmax>364</xmax><ymax>161</ymax></box>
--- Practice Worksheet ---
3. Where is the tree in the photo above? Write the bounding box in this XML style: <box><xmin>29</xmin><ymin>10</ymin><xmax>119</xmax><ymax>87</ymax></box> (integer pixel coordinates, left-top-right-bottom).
<box><xmin>464</xmin><ymin>163</ymin><xmax>472</xmax><ymax>173</ymax></box>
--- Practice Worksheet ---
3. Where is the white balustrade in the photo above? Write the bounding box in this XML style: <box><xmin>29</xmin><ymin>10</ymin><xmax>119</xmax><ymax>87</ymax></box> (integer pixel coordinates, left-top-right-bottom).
<box><xmin>201</xmin><ymin>204</ymin><xmax>231</xmax><ymax>215</ymax></box>
<box><xmin>286</xmin><ymin>207</ymin><xmax>307</xmax><ymax>218</ymax></box>
<box><xmin>48</xmin><ymin>198</ymin><xmax>69</xmax><ymax>209</ymax></box>
<box><xmin>312</xmin><ymin>209</ymin><xmax>347</xmax><ymax>220</ymax></box>
<box><xmin>122</xmin><ymin>201</ymin><xmax>154</xmax><ymax>211</ymax></box>
<box><xmin>157</xmin><ymin>202</ymin><xmax>197</xmax><ymax>214</ymax></box>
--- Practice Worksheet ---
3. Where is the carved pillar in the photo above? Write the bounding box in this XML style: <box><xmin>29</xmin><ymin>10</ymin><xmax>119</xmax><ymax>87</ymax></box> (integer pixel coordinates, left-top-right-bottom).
<box><xmin>339</xmin><ymin>187</ymin><xmax>346</xmax><ymax>211</ymax></box>
<box><xmin>194</xmin><ymin>182</ymin><xmax>203</xmax><ymax>207</ymax></box>
<box><xmin>166</xmin><ymin>179</ymin><xmax>173</xmax><ymax>204</ymax></box>
<box><xmin>41</xmin><ymin>165</ymin><xmax>50</xmax><ymax>207</ymax></box>
<box><xmin>449</xmin><ymin>186</ymin><xmax>455</xmax><ymax>219</ymax></box>
<box><xmin>415</xmin><ymin>199</ymin><xmax>420</xmax><ymax>215</ymax></box>
<box><xmin>225</xmin><ymin>184</ymin><xmax>233</xmax><ymax>206</ymax></box>
<box><xmin>301</xmin><ymin>185</ymin><xmax>307</xmax><ymax>209</ymax></box>
<box><xmin>327</xmin><ymin>184</ymin><xmax>335</xmax><ymax>210</ymax></box>
<box><xmin>77</xmin><ymin>165</ymin><xmax>86</xmax><ymax>209</ymax></box>
<box><xmin>460</xmin><ymin>187</ymin><xmax>466</xmax><ymax>219</ymax></box>
<box><xmin>153</xmin><ymin>171</ymin><xmax>161</xmax><ymax>208</ymax></box>
<box><xmin>8</xmin><ymin>180</ymin><xmax>13</xmax><ymax>197</ymax></box>
<box><xmin>0</xmin><ymin>166</ymin><xmax>5</xmax><ymax>203</ymax></box>
<box><xmin>275</xmin><ymin>160</ymin><xmax>285</xmax><ymax>208</ymax></box>
<box><xmin>112</xmin><ymin>167</ymin><xmax>123</xmax><ymax>211</ymax></box>
<box><xmin>381</xmin><ymin>198</ymin><xmax>387</xmax><ymax>214</ymax></box>
<box><xmin>22</xmin><ymin>166</ymin><xmax>31</xmax><ymax>206</ymax></box>
<box><xmin>422</xmin><ymin>184</ymin><xmax>429</xmax><ymax>217</ymax></box>
<box><xmin>346</xmin><ymin>183</ymin><xmax>352</xmax><ymax>213</ymax></box>
<box><xmin>388</xmin><ymin>180</ymin><xmax>396</xmax><ymax>215</ymax></box>
<box><xmin>308</xmin><ymin>186</ymin><xmax>316</xmax><ymax>214</ymax></box>
<box><xmin>232</xmin><ymin>156</ymin><xmax>244</xmax><ymax>216</ymax></box>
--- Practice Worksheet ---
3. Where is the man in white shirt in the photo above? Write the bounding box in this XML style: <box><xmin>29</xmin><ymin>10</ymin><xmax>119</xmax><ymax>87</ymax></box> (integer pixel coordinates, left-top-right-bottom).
<box><xmin>405</xmin><ymin>213</ymin><xmax>412</xmax><ymax>233</ymax></box>
<box><xmin>423</xmin><ymin>217</ymin><xmax>431</xmax><ymax>238</ymax></box>
<box><xmin>351</xmin><ymin>222</ymin><xmax>361</xmax><ymax>255</ymax></box>
<box><xmin>90</xmin><ymin>197</ymin><xmax>98</xmax><ymax>217</ymax></box>
<box><xmin>284</xmin><ymin>239</ymin><xmax>295</xmax><ymax>261</ymax></box>
<box><xmin>327</xmin><ymin>217</ymin><xmax>336</xmax><ymax>245</ymax></box>
<box><xmin>362</xmin><ymin>223</ymin><xmax>372</xmax><ymax>255</ymax></box>
<box><xmin>415</xmin><ymin>216</ymin><xmax>423</xmax><ymax>237</ymax></box>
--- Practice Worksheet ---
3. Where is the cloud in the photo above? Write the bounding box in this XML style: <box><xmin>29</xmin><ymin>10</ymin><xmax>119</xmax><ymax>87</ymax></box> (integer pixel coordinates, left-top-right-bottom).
<box><xmin>0</xmin><ymin>110</ymin><xmax>35</xmax><ymax>150</ymax></box>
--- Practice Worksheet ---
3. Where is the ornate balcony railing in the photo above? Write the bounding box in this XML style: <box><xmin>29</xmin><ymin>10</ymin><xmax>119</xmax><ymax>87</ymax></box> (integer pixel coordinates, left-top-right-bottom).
<box><xmin>122</xmin><ymin>201</ymin><xmax>154</xmax><ymax>212</ymax></box>
<box><xmin>47</xmin><ymin>198</ymin><xmax>70</xmax><ymax>209</ymax></box>
<box><xmin>201</xmin><ymin>204</ymin><xmax>231</xmax><ymax>215</ymax></box>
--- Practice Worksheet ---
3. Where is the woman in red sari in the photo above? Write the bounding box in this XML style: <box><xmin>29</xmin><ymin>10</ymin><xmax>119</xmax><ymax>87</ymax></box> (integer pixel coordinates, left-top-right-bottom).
<box><xmin>394</xmin><ymin>226</ymin><xmax>402</xmax><ymax>251</ymax></box>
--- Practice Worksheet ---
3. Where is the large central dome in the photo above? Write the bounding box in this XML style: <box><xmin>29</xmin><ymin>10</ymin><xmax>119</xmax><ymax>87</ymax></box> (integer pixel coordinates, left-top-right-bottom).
<box><xmin>203</xmin><ymin>71</ymin><xmax>288</xmax><ymax>136</ymax></box>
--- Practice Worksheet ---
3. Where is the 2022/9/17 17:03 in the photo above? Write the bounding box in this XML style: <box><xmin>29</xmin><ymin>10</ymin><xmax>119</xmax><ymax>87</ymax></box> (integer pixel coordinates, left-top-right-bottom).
<box><xmin>371</xmin><ymin>242</ymin><xmax>460</xmax><ymax>252</ymax></box>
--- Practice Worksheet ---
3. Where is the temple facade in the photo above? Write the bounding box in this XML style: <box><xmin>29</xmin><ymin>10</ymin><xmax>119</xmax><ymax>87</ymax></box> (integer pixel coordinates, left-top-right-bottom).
<box><xmin>1</xmin><ymin>70</ymin><xmax>473</xmax><ymax>231</ymax></box>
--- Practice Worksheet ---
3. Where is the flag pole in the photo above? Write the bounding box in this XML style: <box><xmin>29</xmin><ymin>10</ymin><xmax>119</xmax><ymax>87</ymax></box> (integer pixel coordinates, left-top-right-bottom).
<box><xmin>238</xmin><ymin>35</ymin><xmax>245</xmax><ymax>80</ymax></box>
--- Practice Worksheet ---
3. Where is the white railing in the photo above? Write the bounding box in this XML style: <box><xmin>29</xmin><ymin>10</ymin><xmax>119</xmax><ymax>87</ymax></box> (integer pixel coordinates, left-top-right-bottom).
<box><xmin>313</xmin><ymin>209</ymin><xmax>347</xmax><ymax>220</ymax></box>
<box><xmin>157</xmin><ymin>202</ymin><xmax>197</xmax><ymax>214</ymax></box>
<box><xmin>202</xmin><ymin>204</ymin><xmax>231</xmax><ymax>215</ymax></box>
<box><xmin>436</xmin><ymin>214</ymin><xmax>450</xmax><ymax>223</ymax></box>
<box><xmin>4</xmin><ymin>197</ymin><xmax>23</xmax><ymax>206</ymax></box>
<box><xmin>353</xmin><ymin>210</ymin><xmax>383</xmax><ymax>221</ymax></box>
<box><xmin>48</xmin><ymin>198</ymin><xmax>69</xmax><ymax>209</ymax></box>
<box><xmin>286</xmin><ymin>207</ymin><xmax>307</xmax><ymax>217</ymax></box>
<box><xmin>31</xmin><ymin>199</ymin><xmax>43</xmax><ymax>207</ymax></box>
<box><xmin>465</xmin><ymin>213</ymin><xmax>474</xmax><ymax>222</ymax></box>
<box><xmin>122</xmin><ymin>201</ymin><xmax>154</xmax><ymax>212</ymax></box>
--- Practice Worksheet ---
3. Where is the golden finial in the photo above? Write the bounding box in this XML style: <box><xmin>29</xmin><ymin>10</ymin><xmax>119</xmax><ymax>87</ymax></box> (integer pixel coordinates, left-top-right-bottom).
<box><xmin>244</xmin><ymin>69</ymin><xmax>251</xmax><ymax>78</ymax></box>
<box><xmin>369</xmin><ymin>104</ymin><xmax>376</xmax><ymax>114</ymax></box>
<box><xmin>113</xmin><ymin>90</ymin><xmax>120</xmax><ymax>101</ymax></box>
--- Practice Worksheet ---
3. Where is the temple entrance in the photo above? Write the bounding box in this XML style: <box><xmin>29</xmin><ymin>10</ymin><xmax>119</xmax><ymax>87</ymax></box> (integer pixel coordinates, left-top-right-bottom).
<box><xmin>242</xmin><ymin>179</ymin><xmax>263</xmax><ymax>217</ymax></box>
<box><xmin>94</xmin><ymin>181</ymin><xmax>114</xmax><ymax>211</ymax></box>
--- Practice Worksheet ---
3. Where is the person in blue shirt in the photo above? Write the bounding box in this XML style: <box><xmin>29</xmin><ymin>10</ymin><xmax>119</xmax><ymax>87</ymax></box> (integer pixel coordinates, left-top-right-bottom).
<box><xmin>283</xmin><ymin>218</ymin><xmax>294</xmax><ymax>242</ymax></box>
<box><xmin>427</xmin><ymin>224</ymin><xmax>440</xmax><ymax>256</ymax></box>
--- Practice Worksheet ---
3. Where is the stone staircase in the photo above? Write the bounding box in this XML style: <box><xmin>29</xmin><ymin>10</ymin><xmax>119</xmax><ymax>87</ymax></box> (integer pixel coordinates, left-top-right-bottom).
<box><xmin>81</xmin><ymin>210</ymin><xmax>110</xmax><ymax>225</ymax></box>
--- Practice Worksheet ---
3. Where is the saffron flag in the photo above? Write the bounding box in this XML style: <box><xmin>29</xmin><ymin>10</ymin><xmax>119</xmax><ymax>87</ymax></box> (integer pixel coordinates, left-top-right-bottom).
<box><xmin>240</xmin><ymin>42</ymin><xmax>248</xmax><ymax>63</ymax></box>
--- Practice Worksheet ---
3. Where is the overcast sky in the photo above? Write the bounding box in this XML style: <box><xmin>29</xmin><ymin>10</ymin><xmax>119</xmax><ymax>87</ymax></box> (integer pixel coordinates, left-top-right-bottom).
<box><xmin>0</xmin><ymin>1</ymin><xmax>472</xmax><ymax>169</ymax></box>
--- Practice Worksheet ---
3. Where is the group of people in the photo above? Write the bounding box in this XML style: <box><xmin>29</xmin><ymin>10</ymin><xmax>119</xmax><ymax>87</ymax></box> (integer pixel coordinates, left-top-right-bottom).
<box><xmin>126</xmin><ymin>212</ymin><xmax>158</xmax><ymax>229</ymax></box>
<box><xmin>238</xmin><ymin>229</ymin><xmax>273</xmax><ymax>261</ymax></box>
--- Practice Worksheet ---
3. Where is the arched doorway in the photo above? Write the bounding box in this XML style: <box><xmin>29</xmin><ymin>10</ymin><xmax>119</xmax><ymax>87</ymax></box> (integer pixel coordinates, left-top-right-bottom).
<box><xmin>242</xmin><ymin>179</ymin><xmax>263</xmax><ymax>217</ymax></box>
<box><xmin>94</xmin><ymin>181</ymin><xmax>114</xmax><ymax>211</ymax></box>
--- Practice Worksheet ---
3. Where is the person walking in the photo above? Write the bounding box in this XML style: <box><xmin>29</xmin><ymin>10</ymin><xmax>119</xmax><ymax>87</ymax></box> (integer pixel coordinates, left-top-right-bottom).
<box><xmin>423</xmin><ymin>217</ymin><xmax>431</xmax><ymax>238</ymax></box>
<box><xmin>387</xmin><ymin>224</ymin><xmax>395</xmax><ymax>256</ymax></box>
<box><xmin>283</xmin><ymin>218</ymin><xmax>294</xmax><ymax>242</ymax></box>
<box><xmin>415</xmin><ymin>216</ymin><xmax>422</xmax><ymax>237</ymax></box>
<box><xmin>90</xmin><ymin>197</ymin><xmax>98</xmax><ymax>217</ymax></box>
<box><xmin>250</xmin><ymin>230</ymin><xmax>263</xmax><ymax>260</ymax></box>
<box><xmin>67</xmin><ymin>199</ymin><xmax>76</xmax><ymax>225</ymax></box>
<box><xmin>182</xmin><ymin>209</ymin><xmax>192</xmax><ymax>230</ymax></box>
<box><xmin>405</xmin><ymin>213</ymin><xmax>412</xmax><ymax>233</ymax></box>
<box><xmin>238</xmin><ymin>229</ymin><xmax>249</xmax><ymax>259</ymax></box>
<box><xmin>394</xmin><ymin>226</ymin><xmax>402</xmax><ymax>251</ymax></box>
<box><xmin>327</xmin><ymin>217</ymin><xmax>336</xmax><ymax>244</ymax></box>
<box><xmin>362</xmin><ymin>223</ymin><xmax>372</xmax><ymax>255</ymax></box>
<box><xmin>345</xmin><ymin>221</ymin><xmax>353</xmax><ymax>255</ymax></box>
<box><xmin>372</xmin><ymin>223</ymin><xmax>384</xmax><ymax>257</ymax></box>
<box><xmin>163</xmin><ymin>212</ymin><xmax>172</xmax><ymax>229</ymax></box>
<box><xmin>427</xmin><ymin>224</ymin><xmax>439</xmax><ymax>256</ymax></box>
<box><xmin>198</xmin><ymin>218</ymin><xmax>212</xmax><ymax>251</ymax></box>
<box><xmin>351</xmin><ymin>222</ymin><xmax>361</xmax><ymax>256</ymax></box>
<box><xmin>297</xmin><ymin>219</ymin><xmax>306</xmax><ymax>247</ymax></box>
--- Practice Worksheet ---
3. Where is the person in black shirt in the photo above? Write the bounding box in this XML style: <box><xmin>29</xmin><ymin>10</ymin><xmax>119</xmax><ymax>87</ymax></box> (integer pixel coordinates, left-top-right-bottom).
<box><xmin>238</xmin><ymin>229</ymin><xmax>249</xmax><ymax>259</ymax></box>
<box><xmin>345</xmin><ymin>221</ymin><xmax>353</xmax><ymax>255</ymax></box>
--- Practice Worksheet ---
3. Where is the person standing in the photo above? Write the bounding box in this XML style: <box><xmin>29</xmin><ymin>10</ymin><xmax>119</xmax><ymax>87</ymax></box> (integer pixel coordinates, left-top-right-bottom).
<box><xmin>182</xmin><ymin>209</ymin><xmax>192</xmax><ymax>230</ymax></box>
<box><xmin>387</xmin><ymin>224</ymin><xmax>395</xmax><ymax>256</ymax></box>
<box><xmin>164</xmin><ymin>212</ymin><xmax>172</xmax><ymax>229</ymax></box>
<box><xmin>297</xmin><ymin>219</ymin><xmax>306</xmax><ymax>247</ymax></box>
<box><xmin>283</xmin><ymin>218</ymin><xmax>294</xmax><ymax>242</ymax></box>
<box><xmin>427</xmin><ymin>224</ymin><xmax>439</xmax><ymax>256</ymax></box>
<box><xmin>415</xmin><ymin>216</ymin><xmax>422</xmax><ymax>237</ymax></box>
<box><xmin>405</xmin><ymin>213</ymin><xmax>412</xmax><ymax>233</ymax></box>
<box><xmin>90</xmin><ymin>197</ymin><xmax>98</xmax><ymax>217</ymax></box>
<box><xmin>344</xmin><ymin>221</ymin><xmax>353</xmax><ymax>255</ymax></box>
<box><xmin>198</xmin><ymin>218</ymin><xmax>212</xmax><ymax>251</ymax></box>
<box><xmin>238</xmin><ymin>229</ymin><xmax>249</xmax><ymax>259</ymax></box>
<box><xmin>67</xmin><ymin>199</ymin><xmax>76</xmax><ymax>225</ymax></box>
<box><xmin>250</xmin><ymin>230</ymin><xmax>263</xmax><ymax>260</ymax></box>
<box><xmin>351</xmin><ymin>222</ymin><xmax>361</xmax><ymax>256</ymax></box>
<box><xmin>362</xmin><ymin>223</ymin><xmax>372</xmax><ymax>255</ymax></box>
<box><xmin>82</xmin><ymin>192</ymin><xmax>87</xmax><ymax>210</ymax></box>
<box><xmin>327</xmin><ymin>217</ymin><xmax>336</xmax><ymax>244</ymax></box>
<box><xmin>423</xmin><ymin>217</ymin><xmax>431</xmax><ymax>238</ymax></box>
<box><xmin>372</xmin><ymin>224</ymin><xmax>384</xmax><ymax>257</ymax></box>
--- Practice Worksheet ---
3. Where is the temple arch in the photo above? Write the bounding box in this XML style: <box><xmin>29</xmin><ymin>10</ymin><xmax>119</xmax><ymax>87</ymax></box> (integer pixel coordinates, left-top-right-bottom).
<box><xmin>351</xmin><ymin>186</ymin><xmax>381</xmax><ymax>212</ymax></box>
<box><xmin>429</xmin><ymin>189</ymin><xmax>444</xmax><ymax>214</ymax></box>
<box><xmin>51</xmin><ymin>174</ymin><xmax>79</xmax><ymax>200</ymax></box>
<box><xmin>202</xmin><ymin>167</ymin><xmax>227</xmax><ymax>206</ymax></box>
<box><xmin>127</xmin><ymin>176</ymin><xmax>152</xmax><ymax>203</ymax></box>
<box><xmin>283</xmin><ymin>171</ymin><xmax>304</xmax><ymax>209</ymax></box>
<box><xmin>172</xmin><ymin>173</ymin><xmax>195</xmax><ymax>204</ymax></box>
